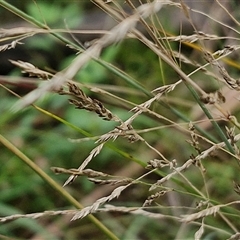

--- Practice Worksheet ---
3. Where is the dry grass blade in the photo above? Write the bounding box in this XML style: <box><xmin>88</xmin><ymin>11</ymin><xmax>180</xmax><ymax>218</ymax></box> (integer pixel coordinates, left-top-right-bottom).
<box><xmin>0</xmin><ymin>27</ymin><xmax>37</xmax><ymax>38</ymax></box>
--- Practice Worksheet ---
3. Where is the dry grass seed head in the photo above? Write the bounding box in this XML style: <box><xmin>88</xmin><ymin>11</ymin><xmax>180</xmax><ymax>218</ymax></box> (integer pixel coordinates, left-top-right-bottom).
<box><xmin>180</xmin><ymin>205</ymin><xmax>220</xmax><ymax>223</ymax></box>
<box><xmin>0</xmin><ymin>40</ymin><xmax>24</xmax><ymax>51</ymax></box>
<box><xmin>196</xmin><ymin>200</ymin><xmax>209</xmax><ymax>209</ymax></box>
<box><xmin>146</xmin><ymin>159</ymin><xmax>177</xmax><ymax>169</ymax></box>
<box><xmin>97</xmin><ymin>123</ymin><xmax>140</xmax><ymax>143</ymax></box>
<box><xmin>200</xmin><ymin>91</ymin><xmax>226</xmax><ymax>105</ymax></box>
<box><xmin>143</xmin><ymin>189</ymin><xmax>173</xmax><ymax>207</ymax></box>
<box><xmin>9</xmin><ymin>60</ymin><xmax>51</xmax><ymax>80</ymax></box>
<box><xmin>71</xmin><ymin>185</ymin><xmax>128</xmax><ymax>221</ymax></box>
<box><xmin>0</xmin><ymin>210</ymin><xmax>75</xmax><ymax>223</ymax></box>
<box><xmin>203</xmin><ymin>48</ymin><xmax>240</xmax><ymax>91</ymax></box>
<box><xmin>89</xmin><ymin>178</ymin><xmax>133</xmax><ymax>185</ymax></box>
<box><xmin>187</xmin><ymin>122</ymin><xmax>201</xmax><ymax>154</ymax></box>
<box><xmin>52</xmin><ymin>167</ymin><xmax>133</xmax><ymax>185</ymax></box>
<box><xmin>63</xmin><ymin>143</ymin><xmax>105</xmax><ymax>186</ymax></box>
<box><xmin>65</xmin><ymin>82</ymin><xmax>118</xmax><ymax>121</ymax></box>
<box><xmin>51</xmin><ymin>167</ymin><xmax>108</xmax><ymax>178</ymax></box>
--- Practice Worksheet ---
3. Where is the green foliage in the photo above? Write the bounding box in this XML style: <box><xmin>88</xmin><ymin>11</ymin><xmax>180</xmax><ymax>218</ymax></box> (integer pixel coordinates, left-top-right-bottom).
<box><xmin>27</xmin><ymin>1</ymin><xmax>81</xmax><ymax>28</ymax></box>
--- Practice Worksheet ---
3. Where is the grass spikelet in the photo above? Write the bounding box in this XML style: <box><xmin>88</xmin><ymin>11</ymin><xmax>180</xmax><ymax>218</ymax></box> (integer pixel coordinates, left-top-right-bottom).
<box><xmin>0</xmin><ymin>39</ymin><xmax>24</xmax><ymax>51</ymax></box>
<box><xmin>180</xmin><ymin>205</ymin><xmax>220</xmax><ymax>223</ymax></box>
<box><xmin>60</xmin><ymin>82</ymin><xmax>119</xmax><ymax>121</ymax></box>
<box><xmin>71</xmin><ymin>185</ymin><xmax>128</xmax><ymax>221</ymax></box>
<box><xmin>51</xmin><ymin>167</ymin><xmax>108</xmax><ymax>178</ymax></box>
<box><xmin>89</xmin><ymin>178</ymin><xmax>133</xmax><ymax>185</ymax></box>
<box><xmin>9</xmin><ymin>60</ymin><xmax>51</xmax><ymax>79</ymax></box>
<box><xmin>143</xmin><ymin>189</ymin><xmax>173</xmax><ymax>207</ymax></box>
<box><xmin>0</xmin><ymin>210</ymin><xmax>75</xmax><ymax>222</ymax></box>
<box><xmin>146</xmin><ymin>159</ymin><xmax>177</xmax><ymax>169</ymax></box>
<box><xmin>194</xmin><ymin>220</ymin><xmax>205</xmax><ymax>240</ymax></box>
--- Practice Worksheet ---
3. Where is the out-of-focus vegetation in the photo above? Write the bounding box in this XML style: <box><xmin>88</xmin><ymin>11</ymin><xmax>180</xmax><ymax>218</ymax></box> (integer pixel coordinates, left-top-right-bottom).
<box><xmin>1</xmin><ymin>1</ymin><xmax>240</xmax><ymax>239</ymax></box>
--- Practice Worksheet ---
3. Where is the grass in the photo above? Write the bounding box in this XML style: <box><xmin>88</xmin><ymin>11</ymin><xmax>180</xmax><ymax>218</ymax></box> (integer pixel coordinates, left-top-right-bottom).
<box><xmin>1</xmin><ymin>0</ymin><xmax>240</xmax><ymax>239</ymax></box>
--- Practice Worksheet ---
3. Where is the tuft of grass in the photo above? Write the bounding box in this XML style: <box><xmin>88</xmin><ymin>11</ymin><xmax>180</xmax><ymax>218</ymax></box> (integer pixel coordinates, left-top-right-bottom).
<box><xmin>1</xmin><ymin>0</ymin><xmax>240</xmax><ymax>239</ymax></box>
